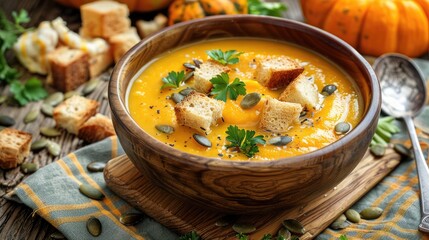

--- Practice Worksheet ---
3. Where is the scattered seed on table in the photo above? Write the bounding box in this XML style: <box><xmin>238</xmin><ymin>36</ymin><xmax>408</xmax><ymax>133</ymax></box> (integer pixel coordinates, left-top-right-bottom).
<box><xmin>345</xmin><ymin>209</ymin><xmax>361</xmax><ymax>223</ymax></box>
<box><xmin>83</xmin><ymin>79</ymin><xmax>100</xmax><ymax>95</ymax></box>
<box><xmin>87</xmin><ymin>161</ymin><xmax>106</xmax><ymax>172</ymax></box>
<box><xmin>21</xmin><ymin>162</ymin><xmax>39</xmax><ymax>174</ymax></box>
<box><xmin>40</xmin><ymin>127</ymin><xmax>61</xmax><ymax>137</ymax></box>
<box><xmin>24</xmin><ymin>109</ymin><xmax>39</xmax><ymax>124</ymax></box>
<box><xmin>232</xmin><ymin>223</ymin><xmax>256</xmax><ymax>234</ymax></box>
<box><xmin>370</xmin><ymin>144</ymin><xmax>386</xmax><ymax>158</ymax></box>
<box><xmin>215</xmin><ymin>215</ymin><xmax>236</xmax><ymax>227</ymax></box>
<box><xmin>31</xmin><ymin>138</ymin><xmax>48</xmax><ymax>151</ymax></box>
<box><xmin>79</xmin><ymin>183</ymin><xmax>105</xmax><ymax>200</ymax></box>
<box><xmin>119</xmin><ymin>213</ymin><xmax>145</xmax><ymax>226</ymax></box>
<box><xmin>282</xmin><ymin>219</ymin><xmax>306</xmax><ymax>235</ymax></box>
<box><xmin>360</xmin><ymin>207</ymin><xmax>383</xmax><ymax>220</ymax></box>
<box><xmin>0</xmin><ymin>115</ymin><xmax>15</xmax><ymax>126</ymax></box>
<box><xmin>47</xmin><ymin>141</ymin><xmax>61</xmax><ymax>157</ymax></box>
<box><xmin>64</xmin><ymin>90</ymin><xmax>80</xmax><ymax>99</ymax></box>
<box><xmin>193</xmin><ymin>134</ymin><xmax>212</xmax><ymax>147</ymax></box>
<box><xmin>49</xmin><ymin>231</ymin><xmax>65</xmax><ymax>239</ymax></box>
<box><xmin>41</xmin><ymin>104</ymin><xmax>54</xmax><ymax>117</ymax></box>
<box><xmin>0</xmin><ymin>95</ymin><xmax>7</xmax><ymax>105</ymax></box>
<box><xmin>277</xmin><ymin>227</ymin><xmax>292</xmax><ymax>239</ymax></box>
<box><xmin>44</xmin><ymin>92</ymin><xmax>64</xmax><ymax>106</ymax></box>
<box><xmin>394</xmin><ymin>143</ymin><xmax>412</xmax><ymax>158</ymax></box>
<box><xmin>86</xmin><ymin>216</ymin><xmax>102</xmax><ymax>236</ymax></box>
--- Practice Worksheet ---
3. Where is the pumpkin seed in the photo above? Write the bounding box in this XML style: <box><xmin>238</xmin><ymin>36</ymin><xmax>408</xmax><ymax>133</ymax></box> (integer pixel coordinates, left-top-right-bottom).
<box><xmin>64</xmin><ymin>90</ymin><xmax>80</xmax><ymax>99</ymax></box>
<box><xmin>86</xmin><ymin>216</ymin><xmax>102</xmax><ymax>237</ymax></box>
<box><xmin>21</xmin><ymin>162</ymin><xmax>39</xmax><ymax>174</ymax></box>
<box><xmin>282</xmin><ymin>219</ymin><xmax>305</xmax><ymax>235</ymax></box>
<box><xmin>31</xmin><ymin>138</ymin><xmax>48</xmax><ymax>151</ymax></box>
<box><xmin>193</xmin><ymin>134</ymin><xmax>212</xmax><ymax>147</ymax></box>
<box><xmin>335</xmin><ymin>122</ymin><xmax>351</xmax><ymax>134</ymax></box>
<box><xmin>40</xmin><ymin>127</ymin><xmax>61</xmax><ymax>137</ymax></box>
<box><xmin>269</xmin><ymin>136</ymin><xmax>292</xmax><ymax>146</ymax></box>
<box><xmin>171</xmin><ymin>93</ymin><xmax>184</xmax><ymax>104</ymax></box>
<box><xmin>232</xmin><ymin>223</ymin><xmax>256</xmax><ymax>234</ymax></box>
<box><xmin>49</xmin><ymin>231</ymin><xmax>65</xmax><ymax>239</ymax></box>
<box><xmin>321</xmin><ymin>84</ymin><xmax>337</xmax><ymax>96</ymax></box>
<box><xmin>183</xmin><ymin>71</ymin><xmax>194</xmax><ymax>82</ymax></box>
<box><xmin>83</xmin><ymin>79</ymin><xmax>100</xmax><ymax>95</ymax></box>
<box><xmin>41</xmin><ymin>104</ymin><xmax>54</xmax><ymax>117</ymax></box>
<box><xmin>215</xmin><ymin>215</ymin><xmax>236</xmax><ymax>227</ymax></box>
<box><xmin>360</xmin><ymin>207</ymin><xmax>383</xmax><ymax>220</ymax></box>
<box><xmin>155</xmin><ymin>125</ymin><xmax>174</xmax><ymax>134</ymax></box>
<box><xmin>47</xmin><ymin>141</ymin><xmax>61</xmax><ymax>157</ymax></box>
<box><xmin>44</xmin><ymin>92</ymin><xmax>64</xmax><ymax>106</ymax></box>
<box><xmin>24</xmin><ymin>109</ymin><xmax>39</xmax><ymax>123</ymax></box>
<box><xmin>193</xmin><ymin>59</ymin><xmax>202</xmax><ymax>68</ymax></box>
<box><xmin>0</xmin><ymin>126</ymin><xmax>5</xmax><ymax>131</ymax></box>
<box><xmin>79</xmin><ymin>183</ymin><xmax>105</xmax><ymax>200</ymax></box>
<box><xmin>394</xmin><ymin>143</ymin><xmax>412</xmax><ymax>158</ymax></box>
<box><xmin>119</xmin><ymin>213</ymin><xmax>145</xmax><ymax>226</ymax></box>
<box><xmin>179</xmin><ymin>88</ymin><xmax>194</xmax><ymax>96</ymax></box>
<box><xmin>330</xmin><ymin>219</ymin><xmax>350</xmax><ymax>230</ymax></box>
<box><xmin>370</xmin><ymin>144</ymin><xmax>386</xmax><ymax>158</ymax></box>
<box><xmin>0</xmin><ymin>95</ymin><xmax>7</xmax><ymax>104</ymax></box>
<box><xmin>240</xmin><ymin>92</ymin><xmax>261</xmax><ymax>109</ymax></box>
<box><xmin>345</xmin><ymin>209</ymin><xmax>361</xmax><ymax>223</ymax></box>
<box><xmin>277</xmin><ymin>227</ymin><xmax>292</xmax><ymax>239</ymax></box>
<box><xmin>87</xmin><ymin>161</ymin><xmax>106</xmax><ymax>172</ymax></box>
<box><xmin>183</xmin><ymin>62</ymin><xmax>196</xmax><ymax>70</ymax></box>
<box><xmin>0</xmin><ymin>115</ymin><xmax>15</xmax><ymax>126</ymax></box>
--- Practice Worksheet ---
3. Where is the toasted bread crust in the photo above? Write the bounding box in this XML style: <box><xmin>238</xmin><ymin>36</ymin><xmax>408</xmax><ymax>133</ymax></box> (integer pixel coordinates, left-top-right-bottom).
<box><xmin>78</xmin><ymin>114</ymin><xmax>115</xmax><ymax>143</ymax></box>
<box><xmin>259</xmin><ymin>98</ymin><xmax>303</xmax><ymax>133</ymax></box>
<box><xmin>279</xmin><ymin>74</ymin><xmax>320</xmax><ymax>110</ymax></box>
<box><xmin>193</xmin><ymin>60</ymin><xmax>230</xmax><ymax>93</ymax></box>
<box><xmin>0</xmin><ymin>128</ymin><xmax>32</xmax><ymax>169</ymax></box>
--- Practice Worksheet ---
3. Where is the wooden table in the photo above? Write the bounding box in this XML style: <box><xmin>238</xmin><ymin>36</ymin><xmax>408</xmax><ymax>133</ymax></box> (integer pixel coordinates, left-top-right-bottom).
<box><xmin>0</xmin><ymin>0</ymin><xmax>427</xmax><ymax>239</ymax></box>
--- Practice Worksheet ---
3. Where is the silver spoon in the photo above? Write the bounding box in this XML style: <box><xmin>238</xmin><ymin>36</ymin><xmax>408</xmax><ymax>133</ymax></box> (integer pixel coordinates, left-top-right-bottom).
<box><xmin>374</xmin><ymin>53</ymin><xmax>429</xmax><ymax>232</ymax></box>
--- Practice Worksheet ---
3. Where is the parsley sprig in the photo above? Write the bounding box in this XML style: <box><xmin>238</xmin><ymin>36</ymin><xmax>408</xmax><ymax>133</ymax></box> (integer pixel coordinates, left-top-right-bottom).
<box><xmin>248</xmin><ymin>0</ymin><xmax>287</xmax><ymax>17</ymax></box>
<box><xmin>178</xmin><ymin>231</ymin><xmax>200</xmax><ymax>240</ymax></box>
<box><xmin>161</xmin><ymin>70</ymin><xmax>186</xmax><ymax>90</ymax></box>
<box><xmin>226</xmin><ymin>125</ymin><xmax>266</xmax><ymax>158</ymax></box>
<box><xmin>10</xmin><ymin>77</ymin><xmax>47</xmax><ymax>106</ymax></box>
<box><xmin>210</xmin><ymin>73</ymin><xmax>246</xmax><ymax>102</ymax></box>
<box><xmin>206</xmin><ymin>49</ymin><xmax>243</xmax><ymax>66</ymax></box>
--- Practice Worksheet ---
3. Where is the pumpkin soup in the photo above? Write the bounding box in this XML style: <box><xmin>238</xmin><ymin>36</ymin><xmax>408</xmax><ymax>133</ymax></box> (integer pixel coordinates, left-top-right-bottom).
<box><xmin>127</xmin><ymin>38</ymin><xmax>363</xmax><ymax>160</ymax></box>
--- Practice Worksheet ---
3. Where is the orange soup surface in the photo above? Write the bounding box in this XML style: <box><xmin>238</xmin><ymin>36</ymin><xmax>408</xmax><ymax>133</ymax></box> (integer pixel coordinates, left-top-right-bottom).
<box><xmin>127</xmin><ymin>38</ymin><xmax>363</xmax><ymax>161</ymax></box>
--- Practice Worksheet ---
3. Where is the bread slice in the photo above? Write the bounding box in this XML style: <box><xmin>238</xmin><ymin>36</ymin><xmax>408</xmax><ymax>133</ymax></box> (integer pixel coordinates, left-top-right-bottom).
<box><xmin>193</xmin><ymin>61</ymin><xmax>230</xmax><ymax>93</ymax></box>
<box><xmin>175</xmin><ymin>91</ymin><xmax>225</xmax><ymax>134</ymax></box>
<box><xmin>80</xmin><ymin>1</ymin><xmax>131</xmax><ymax>39</ymax></box>
<box><xmin>47</xmin><ymin>47</ymin><xmax>90</xmax><ymax>92</ymax></box>
<box><xmin>109</xmin><ymin>28</ymin><xmax>140</xmax><ymax>63</ymax></box>
<box><xmin>255</xmin><ymin>55</ymin><xmax>304</xmax><ymax>89</ymax></box>
<box><xmin>53</xmin><ymin>95</ymin><xmax>99</xmax><ymax>134</ymax></box>
<box><xmin>0</xmin><ymin>128</ymin><xmax>32</xmax><ymax>169</ymax></box>
<box><xmin>279</xmin><ymin>74</ymin><xmax>320</xmax><ymax>110</ymax></box>
<box><xmin>259</xmin><ymin>98</ymin><xmax>303</xmax><ymax>133</ymax></box>
<box><xmin>78</xmin><ymin>114</ymin><xmax>115</xmax><ymax>143</ymax></box>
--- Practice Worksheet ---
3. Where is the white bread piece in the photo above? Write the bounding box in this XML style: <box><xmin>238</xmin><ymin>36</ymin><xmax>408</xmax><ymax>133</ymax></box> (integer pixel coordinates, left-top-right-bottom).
<box><xmin>0</xmin><ymin>128</ymin><xmax>32</xmax><ymax>169</ymax></box>
<box><xmin>109</xmin><ymin>28</ymin><xmax>140</xmax><ymax>63</ymax></box>
<box><xmin>136</xmin><ymin>14</ymin><xmax>167</xmax><ymax>38</ymax></box>
<box><xmin>259</xmin><ymin>98</ymin><xmax>303</xmax><ymax>133</ymax></box>
<box><xmin>193</xmin><ymin>61</ymin><xmax>230</xmax><ymax>93</ymax></box>
<box><xmin>89</xmin><ymin>46</ymin><xmax>113</xmax><ymax>77</ymax></box>
<box><xmin>255</xmin><ymin>55</ymin><xmax>304</xmax><ymax>89</ymax></box>
<box><xmin>279</xmin><ymin>74</ymin><xmax>320</xmax><ymax>110</ymax></box>
<box><xmin>53</xmin><ymin>95</ymin><xmax>99</xmax><ymax>134</ymax></box>
<box><xmin>47</xmin><ymin>47</ymin><xmax>90</xmax><ymax>92</ymax></box>
<box><xmin>80</xmin><ymin>1</ymin><xmax>131</xmax><ymax>39</ymax></box>
<box><xmin>78</xmin><ymin>113</ymin><xmax>115</xmax><ymax>143</ymax></box>
<box><xmin>174</xmin><ymin>91</ymin><xmax>225</xmax><ymax>134</ymax></box>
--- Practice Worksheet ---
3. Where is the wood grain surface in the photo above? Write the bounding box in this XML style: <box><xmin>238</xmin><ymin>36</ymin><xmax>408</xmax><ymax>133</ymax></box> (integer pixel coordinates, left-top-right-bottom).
<box><xmin>104</xmin><ymin>149</ymin><xmax>401</xmax><ymax>239</ymax></box>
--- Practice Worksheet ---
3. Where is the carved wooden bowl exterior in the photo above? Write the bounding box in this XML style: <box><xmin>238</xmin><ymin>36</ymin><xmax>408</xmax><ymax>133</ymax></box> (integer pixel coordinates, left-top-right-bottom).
<box><xmin>109</xmin><ymin>15</ymin><xmax>381</xmax><ymax>214</ymax></box>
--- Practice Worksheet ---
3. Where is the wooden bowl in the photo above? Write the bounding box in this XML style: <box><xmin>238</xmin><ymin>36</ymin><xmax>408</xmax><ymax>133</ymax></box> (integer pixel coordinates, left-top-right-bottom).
<box><xmin>109</xmin><ymin>15</ymin><xmax>381</xmax><ymax>214</ymax></box>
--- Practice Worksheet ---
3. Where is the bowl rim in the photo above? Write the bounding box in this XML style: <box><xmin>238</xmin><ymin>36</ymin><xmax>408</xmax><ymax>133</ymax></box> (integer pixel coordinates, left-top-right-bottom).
<box><xmin>109</xmin><ymin>15</ymin><xmax>381</xmax><ymax>169</ymax></box>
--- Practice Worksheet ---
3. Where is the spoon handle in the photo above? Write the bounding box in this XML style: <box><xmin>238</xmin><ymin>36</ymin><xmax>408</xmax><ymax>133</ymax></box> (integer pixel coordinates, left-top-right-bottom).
<box><xmin>404</xmin><ymin>116</ymin><xmax>429</xmax><ymax>233</ymax></box>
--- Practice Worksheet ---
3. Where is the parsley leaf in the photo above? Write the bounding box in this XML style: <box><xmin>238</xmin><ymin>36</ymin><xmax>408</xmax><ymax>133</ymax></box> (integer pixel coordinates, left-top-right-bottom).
<box><xmin>178</xmin><ymin>231</ymin><xmax>201</xmax><ymax>240</ymax></box>
<box><xmin>9</xmin><ymin>77</ymin><xmax>47</xmax><ymax>106</ymax></box>
<box><xmin>226</xmin><ymin>125</ymin><xmax>266</xmax><ymax>158</ymax></box>
<box><xmin>210</xmin><ymin>73</ymin><xmax>246</xmax><ymax>102</ymax></box>
<box><xmin>261</xmin><ymin>234</ymin><xmax>272</xmax><ymax>240</ymax></box>
<box><xmin>161</xmin><ymin>70</ymin><xmax>186</xmax><ymax>89</ymax></box>
<box><xmin>236</xmin><ymin>233</ymin><xmax>249</xmax><ymax>240</ymax></box>
<box><xmin>339</xmin><ymin>235</ymin><xmax>349</xmax><ymax>240</ymax></box>
<box><xmin>248</xmin><ymin>0</ymin><xmax>287</xmax><ymax>17</ymax></box>
<box><xmin>206</xmin><ymin>49</ymin><xmax>243</xmax><ymax>65</ymax></box>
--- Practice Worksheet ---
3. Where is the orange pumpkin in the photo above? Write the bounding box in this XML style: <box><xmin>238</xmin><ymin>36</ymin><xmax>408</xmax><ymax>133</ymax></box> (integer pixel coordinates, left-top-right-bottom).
<box><xmin>168</xmin><ymin>0</ymin><xmax>247</xmax><ymax>25</ymax></box>
<box><xmin>55</xmin><ymin>0</ymin><xmax>173</xmax><ymax>12</ymax></box>
<box><xmin>301</xmin><ymin>0</ymin><xmax>429</xmax><ymax>57</ymax></box>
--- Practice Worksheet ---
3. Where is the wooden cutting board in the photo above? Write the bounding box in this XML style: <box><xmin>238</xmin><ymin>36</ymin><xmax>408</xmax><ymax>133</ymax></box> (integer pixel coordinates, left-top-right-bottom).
<box><xmin>104</xmin><ymin>149</ymin><xmax>401</xmax><ymax>239</ymax></box>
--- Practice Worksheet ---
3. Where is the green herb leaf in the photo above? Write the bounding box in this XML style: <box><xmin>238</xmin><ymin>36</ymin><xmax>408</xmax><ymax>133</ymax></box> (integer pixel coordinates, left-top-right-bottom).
<box><xmin>9</xmin><ymin>78</ymin><xmax>47</xmax><ymax>106</ymax></box>
<box><xmin>339</xmin><ymin>235</ymin><xmax>349</xmax><ymax>240</ymax></box>
<box><xmin>226</xmin><ymin>125</ymin><xmax>266</xmax><ymax>158</ymax></box>
<box><xmin>248</xmin><ymin>0</ymin><xmax>287</xmax><ymax>17</ymax></box>
<box><xmin>210</xmin><ymin>73</ymin><xmax>246</xmax><ymax>102</ymax></box>
<box><xmin>178</xmin><ymin>231</ymin><xmax>201</xmax><ymax>240</ymax></box>
<box><xmin>161</xmin><ymin>70</ymin><xmax>186</xmax><ymax>90</ymax></box>
<box><xmin>206</xmin><ymin>49</ymin><xmax>242</xmax><ymax>65</ymax></box>
<box><xmin>236</xmin><ymin>233</ymin><xmax>249</xmax><ymax>240</ymax></box>
<box><xmin>261</xmin><ymin>234</ymin><xmax>272</xmax><ymax>240</ymax></box>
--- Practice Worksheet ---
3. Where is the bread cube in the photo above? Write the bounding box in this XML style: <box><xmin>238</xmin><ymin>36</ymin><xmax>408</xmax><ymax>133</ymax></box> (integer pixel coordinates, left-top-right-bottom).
<box><xmin>80</xmin><ymin>1</ymin><xmax>131</xmax><ymax>39</ymax></box>
<box><xmin>53</xmin><ymin>95</ymin><xmax>99</xmax><ymax>134</ymax></box>
<box><xmin>279</xmin><ymin>74</ymin><xmax>320</xmax><ymax>110</ymax></box>
<box><xmin>78</xmin><ymin>114</ymin><xmax>115</xmax><ymax>143</ymax></box>
<box><xmin>109</xmin><ymin>28</ymin><xmax>140</xmax><ymax>63</ymax></box>
<box><xmin>259</xmin><ymin>98</ymin><xmax>303</xmax><ymax>133</ymax></box>
<box><xmin>255</xmin><ymin>55</ymin><xmax>304</xmax><ymax>89</ymax></box>
<box><xmin>193</xmin><ymin>61</ymin><xmax>230</xmax><ymax>93</ymax></box>
<box><xmin>0</xmin><ymin>128</ymin><xmax>32</xmax><ymax>169</ymax></box>
<box><xmin>89</xmin><ymin>46</ymin><xmax>113</xmax><ymax>77</ymax></box>
<box><xmin>47</xmin><ymin>47</ymin><xmax>90</xmax><ymax>92</ymax></box>
<box><xmin>175</xmin><ymin>92</ymin><xmax>225</xmax><ymax>134</ymax></box>
<box><xmin>136</xmin><ymin>14</ymin><xmax>167</xmax><ymax>38</ymax></box>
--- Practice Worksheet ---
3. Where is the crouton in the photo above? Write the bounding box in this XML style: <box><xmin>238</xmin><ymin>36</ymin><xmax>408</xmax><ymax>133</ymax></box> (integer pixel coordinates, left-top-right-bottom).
<box><xmin>78</xmin><ymin>114</ymin><xmax>115</xmax><ymax>143</ymax></box>
<box><xmin>109</xmin><ymin>28</ymin><xmax>140</xmax><ymax>63</ymax></box>
<box><xmin>259</xmin><ymin>98</ymin><xmax>303</xmax><ymax>133</ymax></box>
<box><xmin>193</xmin><ymin>61</ymin><xmax>230</xmax><ymax>93</ymax></box>
<box><xmin>279</xmin><ymin>74</ymin><xmax>320</xmax><ymax>110</ymax></box>
<box><xmin>255</xmin><ymin>55</ymin><xmax>304</xmax><ymax>89</ymax></box>
<box><xmin>80</xmin><ymin>1</ymin><xmax>131</xmax><ymax>39</ymax></box>
<box><xmin>136</xmin><ymin>14</ymin><xmax>167</xmax><ymax>38</ymax></box>
<box><xmin>175</xmin><ymin>91</ymin><xmax>225</xmax><ymax>133</ymax></box>
<box><xmin>89</xmin><ymin>46</ymin><xmax>113</xmax><ymax>77</ymax></box>
<box><xmin>0</xmin><ymin>128</ymin><xmax>32</xmax><ymax>169</ymax></box>
<box><xmin>47</xmin><ymin>47</ymin><xmax>90</xmax><ymax>92</ymax></box>
<box><xmin>53</xmin><ymin>95</ymin><xmax>99</xmax><ymax>134</ymax></box>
